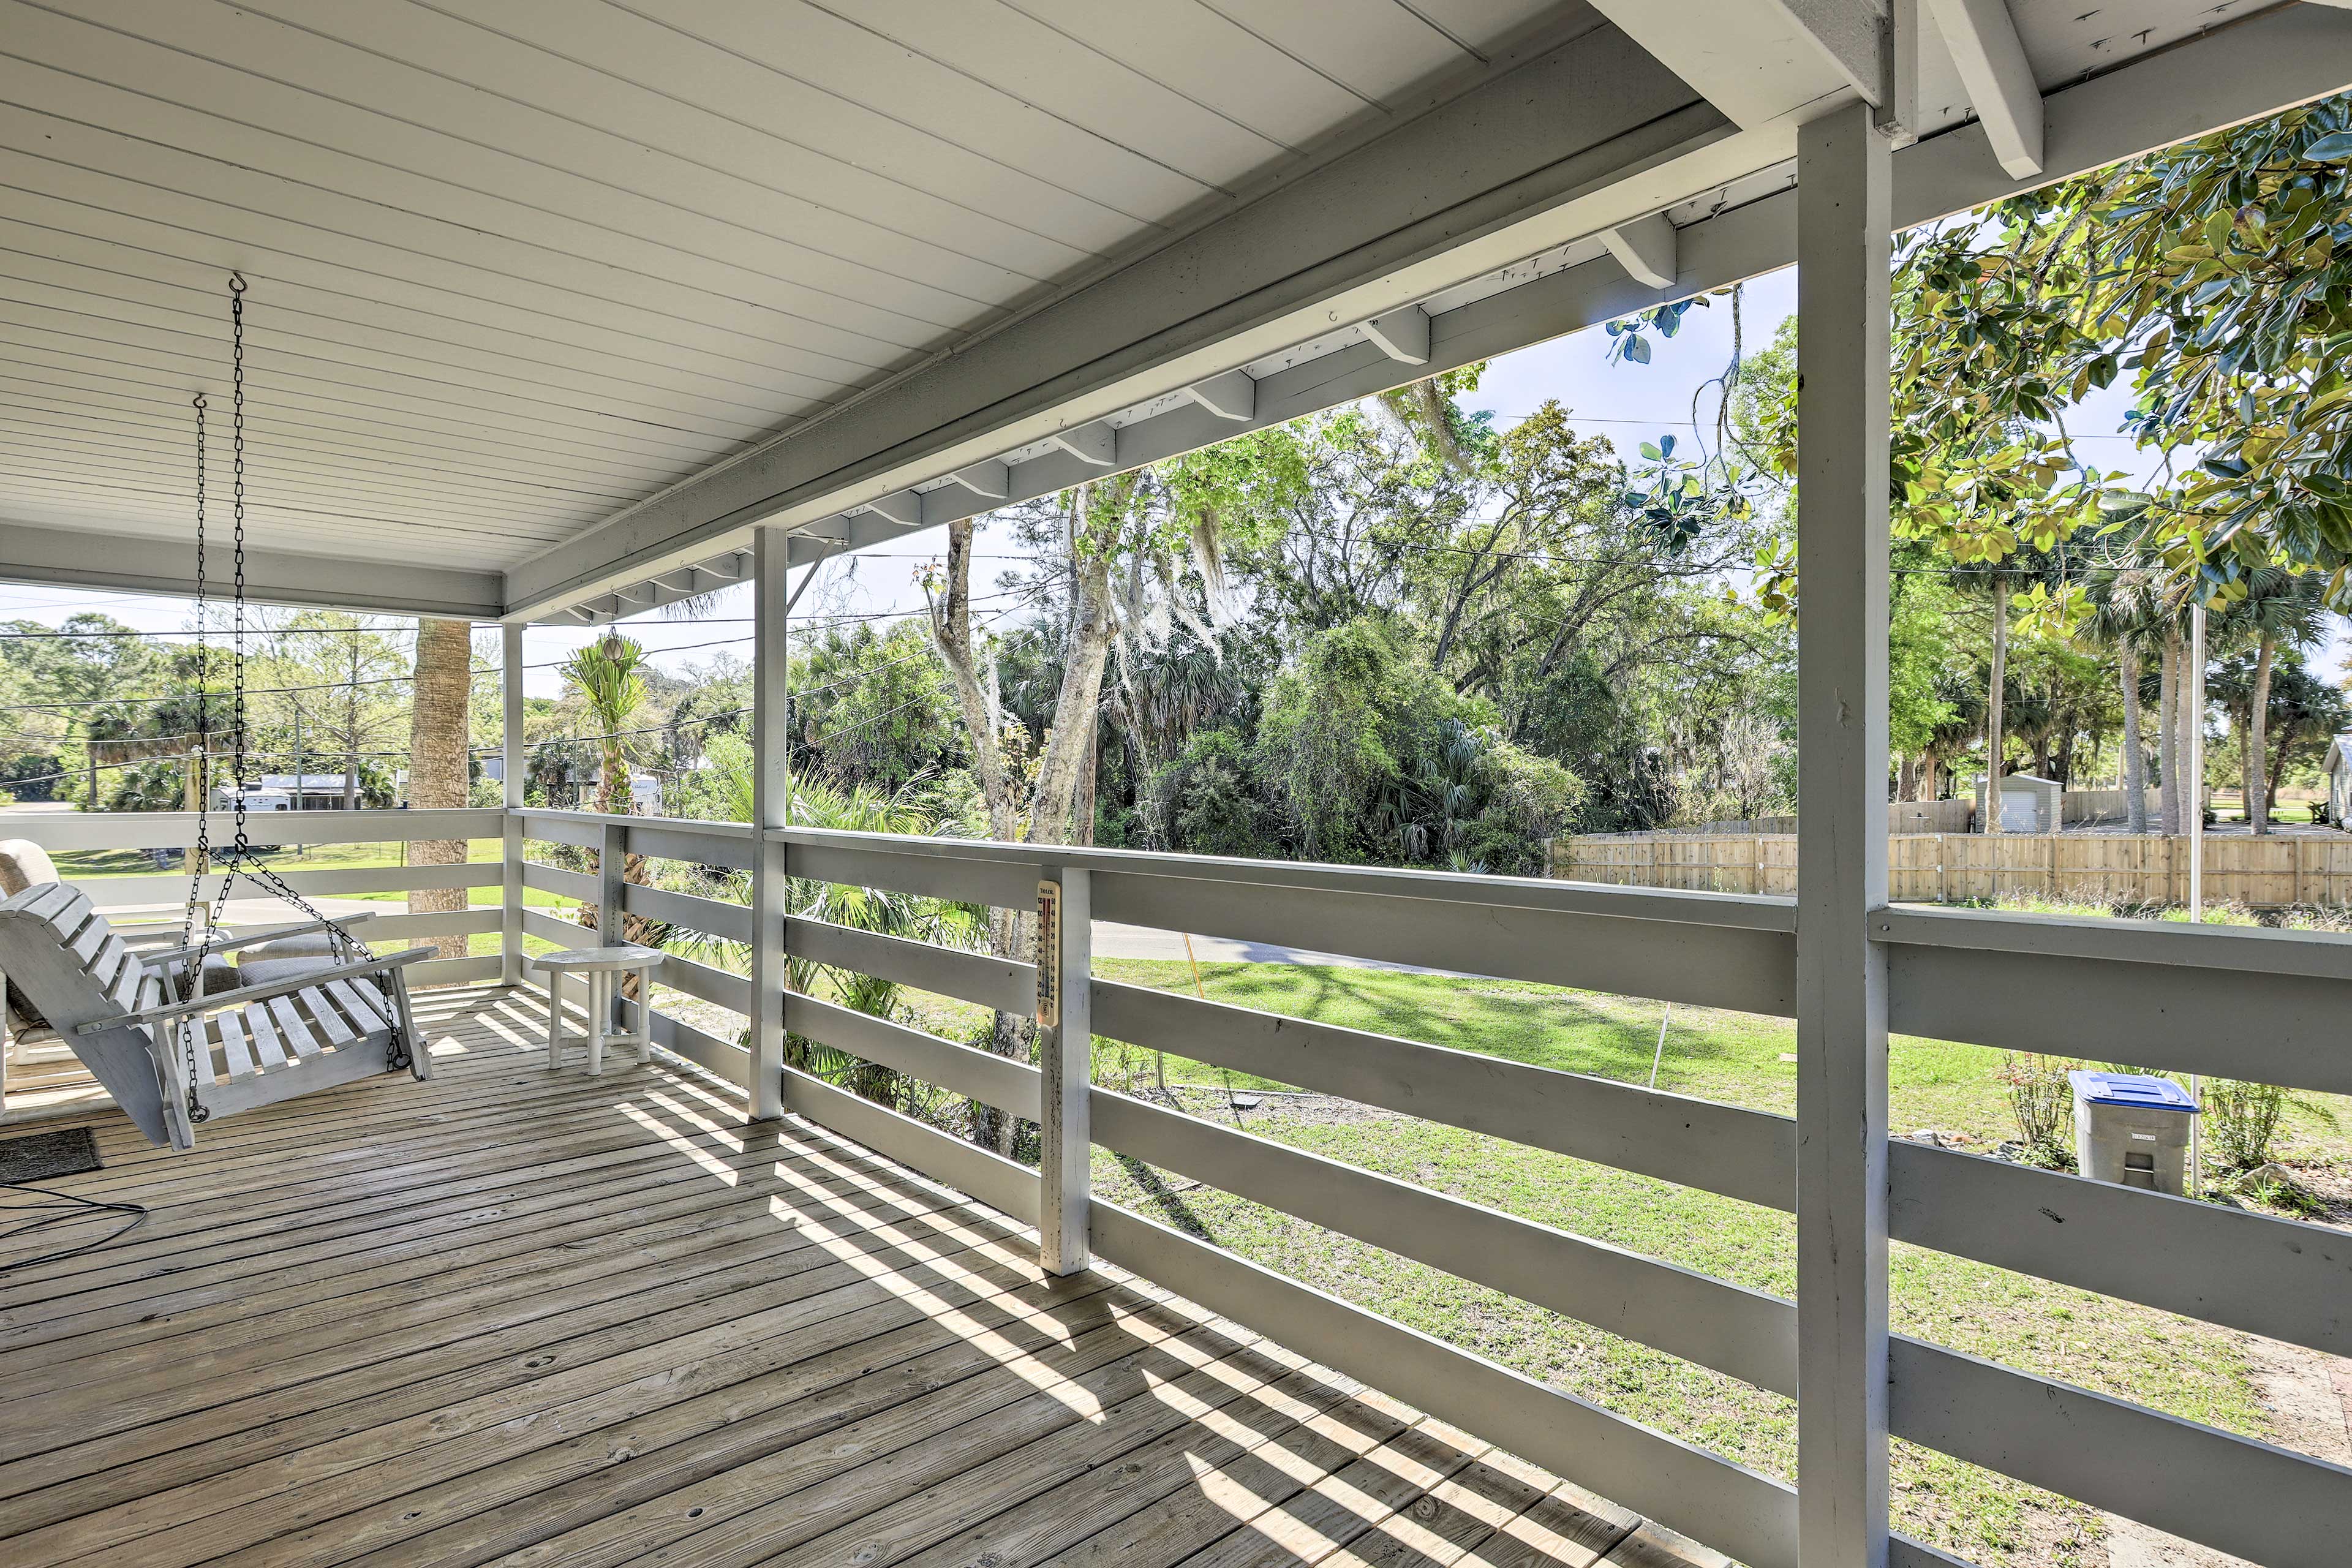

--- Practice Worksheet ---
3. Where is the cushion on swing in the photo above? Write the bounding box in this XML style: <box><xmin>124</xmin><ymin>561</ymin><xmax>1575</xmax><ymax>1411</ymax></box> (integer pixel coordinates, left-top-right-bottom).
<box><xmin>0</xmin><ymin>842</ymin><xmax>62</xmax><ymax>1030</ymax></box>
<box><xmin>0</xmin><ymin>840</ymin><xmax>59</xmax><ymax>897</ymax></box>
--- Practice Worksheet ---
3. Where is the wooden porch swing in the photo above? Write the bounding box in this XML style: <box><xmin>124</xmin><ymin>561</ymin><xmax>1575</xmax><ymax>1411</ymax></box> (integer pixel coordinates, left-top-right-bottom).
<box><xmin>0</xmin><ymin>275</ymin><xmax>429</xmax><ymax>1150</ymax></box>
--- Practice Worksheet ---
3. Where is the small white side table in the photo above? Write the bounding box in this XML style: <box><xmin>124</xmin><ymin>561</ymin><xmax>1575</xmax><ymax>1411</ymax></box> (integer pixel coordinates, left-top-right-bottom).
<box><xmin>532</xmin><ymin>946</ymin><xmax>666</xmax><ymax>1074</ymax></box>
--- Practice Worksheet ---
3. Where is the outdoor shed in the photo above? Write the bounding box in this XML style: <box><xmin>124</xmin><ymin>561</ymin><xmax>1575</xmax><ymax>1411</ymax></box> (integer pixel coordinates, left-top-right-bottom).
<box><xmin>1974</xmin><ymin>772</ymin><xmax>2062</xmax><ymax>832</ymax></box>
<box><xmin>2324</xmin><ymin>734</ymin><xmax>2352</xmax><ymax>829</ymax></box>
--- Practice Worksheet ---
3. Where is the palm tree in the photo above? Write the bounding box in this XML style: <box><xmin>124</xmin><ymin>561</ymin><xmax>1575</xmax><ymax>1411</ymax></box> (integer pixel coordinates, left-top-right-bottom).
<box><xmin>561</xmin><ymin>633</ymin><xmax>660</xmax><ymax>976</ymax></box>
<box><xmin>404</xmin><ymin>619</ymin><xmax>473</xmax><ymax>960</ymax></box>
<box><xmin>2078</xmin><ymin>562</ymin><xmax>2167</xmax><ymax>832</ymax></box>
<box><xmin>684</xmin><ymin>736</ymin><xmax>974</xmax><ymax>1110</ymax></box>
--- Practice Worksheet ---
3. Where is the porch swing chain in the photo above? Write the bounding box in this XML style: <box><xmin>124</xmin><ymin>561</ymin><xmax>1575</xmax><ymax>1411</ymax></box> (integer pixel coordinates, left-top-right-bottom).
<box><xmin>173</xmin><ymin>275</ymin><xmax>407</xmax><ymax>1106</ymax></box>
<box><xmin>176</xmin><ymin>391</ymin><xmax>211</xmax><ymax>1121</ymax></box>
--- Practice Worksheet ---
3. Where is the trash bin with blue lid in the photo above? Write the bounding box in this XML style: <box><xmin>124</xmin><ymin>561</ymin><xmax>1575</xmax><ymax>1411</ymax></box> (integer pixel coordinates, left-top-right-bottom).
<box><xmin>2069</xmin><ymin>1070</ymin><xmax>2197</xmax><ymax>1194</ymax></box>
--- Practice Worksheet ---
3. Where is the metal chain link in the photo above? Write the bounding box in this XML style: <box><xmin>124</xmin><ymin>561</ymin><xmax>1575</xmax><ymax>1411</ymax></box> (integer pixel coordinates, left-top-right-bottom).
<box><xmin>172</xmin><ymin>273</ymin><xmax>409</xmax><ymax>1110</ymax></box>
<box><xmin>178</xmin><ymin>393</ymin><xmax>211</xmax><ymax>1121</ymax></box>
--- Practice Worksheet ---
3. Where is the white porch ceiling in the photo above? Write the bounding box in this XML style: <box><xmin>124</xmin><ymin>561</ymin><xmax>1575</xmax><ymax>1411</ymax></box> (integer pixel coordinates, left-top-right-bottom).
<box><xmin>0</xmin><ymin>0</ymin><xmax>2341</xmax><ymax>622</ymax></box>
<box><xmin>0</xmin><ymin>0</ymin><xmax>1586</xmax><ymax>581</ymax></box>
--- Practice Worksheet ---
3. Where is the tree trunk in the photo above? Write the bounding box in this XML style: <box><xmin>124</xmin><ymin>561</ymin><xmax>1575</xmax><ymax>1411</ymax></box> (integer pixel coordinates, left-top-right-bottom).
<box><xmin>2248</xmin><ymin>634</ymin><xmax>2276</xmax><ymax>835</ymax></box>
<box><xmin>2119</xmin><ymin>635</ymin><xmax>2147</xmax><ymax>832</ymax></box>
<box><xmin>1026</xmin><ymin>490</ymin><xmax>1124</xmax><ymax>848</ymax></box>
<box><xmin>2158</xmin><ymin>634</ymin><xmax>2180</xmax><ymax>835</ymax></box>
<box><xmin>927</xmin><ymin>514</ymin><xmax>1022</xmax><ymax>843</ymax></box>
<box><xmin>1984</xmin><ymin>581</ymin><xmax>2008</xmax><ymax>835</ymax></box>
<box><xmin>2180</xmin><ymin>635</ymin><xmax>2203</xmax><ymax>831</ymax></box>
<box><xmin>404</xmin><ymin>617</ymin><xmax>473</xmax><ymax>961</ymax></box>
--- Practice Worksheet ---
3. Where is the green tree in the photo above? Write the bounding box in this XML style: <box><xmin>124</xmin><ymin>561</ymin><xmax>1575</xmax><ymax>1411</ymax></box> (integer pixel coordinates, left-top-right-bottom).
<box><xmin>677</xmin><ymin>734</ymin><xmax>974</xmax><ymax>1115</ymax></box>
<box><xmin>560</xmin><ymin>633</ymin><xmax>658</xmax><ymax>971</ymax></box>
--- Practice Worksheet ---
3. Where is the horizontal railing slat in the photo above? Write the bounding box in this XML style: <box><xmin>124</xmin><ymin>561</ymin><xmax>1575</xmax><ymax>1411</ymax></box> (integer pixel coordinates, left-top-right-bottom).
<box><xmin>630</xmin><ymin>821</ymin><xmax>754</xmax><ymax>872</ymax></box>
<box><xmin>625</xmin><ymin>881</ymin><xmax>751</xmax><ymax>944</ymax></box>
<box><xmin>410</xmin><ymin>954</ymin><xmax>500</xmax><ymax>988</ymax></box>
<box><xmin>1088</xmin><ymin>1087</ymin><xmax>1796</xmax><ymax>1395</ymax></box>
<box><xmin>649</xmin><ymin>1009</ymin><xmax>750</xmax><ymax>1087</ymax></box>
<box><xmin>1886</xmin><ymin>936</ymin><xmax>2352</xmax><ymax>1098</ymax></box>
<box><xmin>1088</xmin><ymin>869</ymin><xmax>1797</xmax><ymax>1015</ymax></box>
<box><xmin>656</xmin><ymin>954</ymin><xmax>752</xmax><ymax>1016</ymax></box>
<box><xmin>1892</xmin><ymin>1340</ymin><xmax>2352</xmax><ymax>1568</ymax></box>
<box><xmin>787</xmin><ymin>840</ymin><xmax>1038</xmax><ymax>911</ymax></box>
<box><xmin>777</xmin><ymin>825</ymin><xmax>1798</xmax><ymax>931</ymax></box>
<box><xmin>1088</xmin><ymin>979</ymin><xmax>1792</xmax><ymax>1209</ymax></box>
<box><xmin>518</xmin><ymin>813</ymin><xmax>600</xmax><ymax>850</ymax></box>
<box><xmin>364</xmin><ymin>908</ymin><xmax>502</xmax><ymax>942</ymax></box>
<box><xmin>521</xmin><ymin>861</ymin><xmax>597</xmax><ymax>902</ymax></box>
<box><xmin>783</xmin><ymin>992</ymin><xmax>1039</xmax><ymax>1119</ymax></box>
<box><xmin>1890</xmin><ymin>1141</ymin><xmax>2350</xmax><ymax>1360</ymax></box>
<box><xmin>786</xmin><ymin>916</ymin><xmax>1034</xmax><ymax>1016</ymax></box>
<box><xmin>520</xmin><ymin>908</ymin><xmax>597</xmax><ymax>949</ymax></box>
<box><xmin>75</xmin><ymin>861</ymin><xmax>503</xmax><ymax>909</ymax></box>
<box><xmin>782</xmin><ymin>1065</ymin><xmax>1038</xmax><ymax>1224</ymax></box>
<box><xmin>6</xmin><ymin>808</ymin><xmax>502</xmax><ymax>853</ymax></box>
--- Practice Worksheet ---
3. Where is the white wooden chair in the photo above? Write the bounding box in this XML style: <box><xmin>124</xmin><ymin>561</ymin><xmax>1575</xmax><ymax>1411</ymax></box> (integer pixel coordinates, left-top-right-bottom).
<box><xmin>0</xmin><ymin>883</ymin><xmax>431</xmax><ymax>1150</ymax></box>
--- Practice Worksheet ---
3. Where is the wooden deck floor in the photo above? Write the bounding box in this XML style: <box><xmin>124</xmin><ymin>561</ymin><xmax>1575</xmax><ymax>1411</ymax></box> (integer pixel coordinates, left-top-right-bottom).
<box><xmin>0</xmin><ymin>987</ymin><xmax>1721</xmax><ymax>1568</ymax></box>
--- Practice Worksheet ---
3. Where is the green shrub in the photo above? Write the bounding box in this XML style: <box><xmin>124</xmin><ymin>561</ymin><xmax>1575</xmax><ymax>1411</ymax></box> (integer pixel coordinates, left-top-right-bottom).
<box><xmin>2201</xmin><ymin>1078</ymin><xmax>2289</xmax><ymax>1172</ymax></box>
<box><xmin>1996</xmin><ymin>1053</ymin><xmax>2076</xmax><ymax>1168</ymax></box>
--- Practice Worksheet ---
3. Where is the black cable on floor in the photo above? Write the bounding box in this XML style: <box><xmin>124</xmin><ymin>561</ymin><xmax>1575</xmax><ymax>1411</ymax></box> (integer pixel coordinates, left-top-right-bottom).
<box><xmin>0</xmin><ymin>1182</ymin><xmax>148</xmax><ymax>1273</ymax></box>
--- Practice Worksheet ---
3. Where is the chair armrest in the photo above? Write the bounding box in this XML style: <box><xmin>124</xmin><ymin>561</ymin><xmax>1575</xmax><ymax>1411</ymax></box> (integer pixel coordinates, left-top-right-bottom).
<box><xmin>140</xmin><ymin>911</ymin><xmax>379</xmax><ymax>967</ymax></box>
<box><xmin>85</xmin><ymin>945</ymin><xmax>431</xmax><ymax>1035</ymax></box>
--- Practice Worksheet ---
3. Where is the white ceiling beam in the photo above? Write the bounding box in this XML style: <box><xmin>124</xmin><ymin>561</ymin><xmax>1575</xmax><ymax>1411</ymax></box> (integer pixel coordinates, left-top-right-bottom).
<box><xmin>1179</xmin><ymin>369</ymin><xmax>1257</xmax><ymax>421</ymax></box>
<box><xmin>0</xmin><ymin>516</ymin><xmax>504</xmax><ymax>621</ymax></box>
<box><xmin>945</xmin><ymin>459</ymin><xmax>1011</xmax><ymax>498</ymax></box>
<box><xmin>1044</xmin><ymin>421</ymin><xmax>1118</xmax><ymax>467</ymax></box>
<box><xmin>862</xmin><ymin>490</ymin><xmax>924</xmax><ymax>527</ymax></box>
<box><xmin>1600</xmin><ymin>214</ymin><xmax>1679</xmax><ymax>288</ymax></box>
<box><xmin>1924</xmin><ymin>0</ymin><xmax>2041</xmax><ymax>178</ymax></box>
<box><xmin>1583</xmin><ymin>0</ymin><xmax>1885</xmax><ymax>130</ymax></box>
<box><xmin>1360</xmin><ymin>306</ymin><xmax>1432</xmax><ymax>365</ymax></box>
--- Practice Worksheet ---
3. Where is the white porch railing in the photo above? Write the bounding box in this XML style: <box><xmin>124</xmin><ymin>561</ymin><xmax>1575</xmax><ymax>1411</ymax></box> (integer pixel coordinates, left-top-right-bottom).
<box><xmin>0</xmin><ymin>807</ymin><xmax>505</xmax><ymax>992</ymax></box>
<box><xmin>748</xmin><ymin>820</ymin><xmax>2352</xmax><ymax>1568</ymax></box>
<box><xmin>12</xmin><ymin>804</ymin><xmax>2351</xmax><ymax>1567</ymax></box>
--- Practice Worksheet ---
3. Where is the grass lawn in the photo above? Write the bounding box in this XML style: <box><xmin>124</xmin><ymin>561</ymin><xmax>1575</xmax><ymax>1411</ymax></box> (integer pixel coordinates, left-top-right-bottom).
<box><xmin>900</xmin><ymin>959</ymin><xmax>2348</xmax><ymax>1566</ymax></box>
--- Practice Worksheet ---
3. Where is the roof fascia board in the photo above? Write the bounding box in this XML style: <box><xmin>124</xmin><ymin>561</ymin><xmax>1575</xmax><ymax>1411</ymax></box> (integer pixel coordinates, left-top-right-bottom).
<box><xmin>0</xmin><ymin>516</ymin><xmax>503</xmax><ymax>620</ymax></box>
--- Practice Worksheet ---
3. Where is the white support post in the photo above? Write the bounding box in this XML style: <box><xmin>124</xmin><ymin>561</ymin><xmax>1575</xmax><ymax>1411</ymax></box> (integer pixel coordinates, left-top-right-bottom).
<box><xmin>1036</xmin><ymin>865</ymin><xmax>1091</xmax><ymax>1275</ymax></box>
<box><xmin>748</xmin><ymin>526</ymin><xmax>790</xmax><ymax>1123</ymax></box>
<box><xmin>1795</xmin><ymin>99</ymin><xmax>1892</xmax><ymax>1568</ymax></box>
<box><xmin>500</xmin><ymin>623</ymin><xmax>526</xmax><ymax>989</ymax></box>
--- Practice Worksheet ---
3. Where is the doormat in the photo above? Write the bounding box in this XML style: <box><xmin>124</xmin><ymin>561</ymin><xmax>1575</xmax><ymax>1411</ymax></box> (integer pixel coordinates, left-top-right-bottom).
<box><xmin>0</xmin><ymin>1125</ymin><xmax>103</xmax><ymax>1183</ymax></box>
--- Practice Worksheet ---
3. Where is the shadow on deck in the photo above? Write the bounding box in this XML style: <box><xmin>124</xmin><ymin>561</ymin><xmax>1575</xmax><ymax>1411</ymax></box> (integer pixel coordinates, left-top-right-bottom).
<box><xmin>0</xmin><ymin>986</ymin><xmax>1722</xmax><ymax>1568</ymax></box>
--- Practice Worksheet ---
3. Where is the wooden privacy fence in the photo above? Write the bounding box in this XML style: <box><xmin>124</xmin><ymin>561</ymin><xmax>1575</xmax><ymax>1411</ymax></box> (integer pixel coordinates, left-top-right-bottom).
<box><xmin>1552</xmin><ymin>830</ymin><xmax>2352</xmax><ymax>907</ymax></box>
<box><xmin>1672</xmin><ymin>799</ymin><xmax>1975</xmax><ymax>835</ymax></box>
